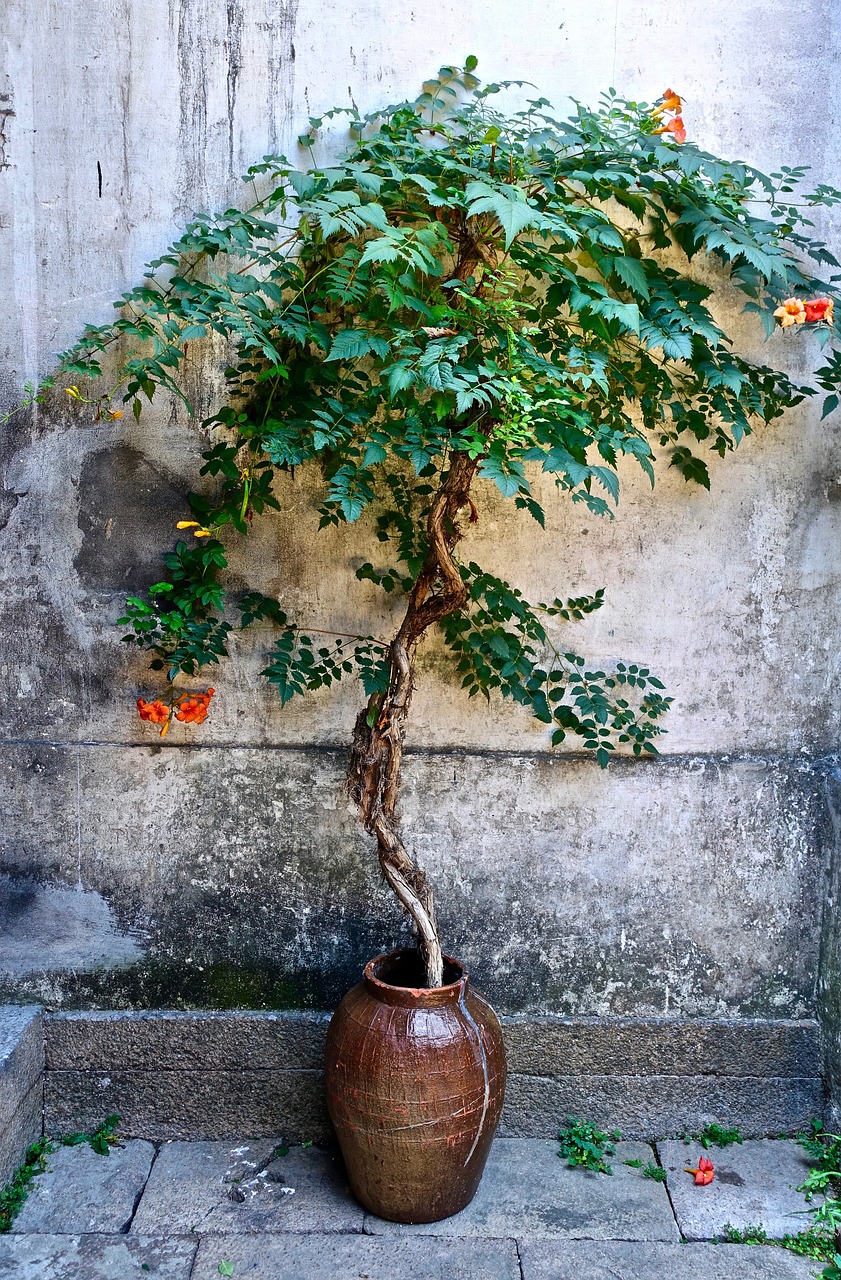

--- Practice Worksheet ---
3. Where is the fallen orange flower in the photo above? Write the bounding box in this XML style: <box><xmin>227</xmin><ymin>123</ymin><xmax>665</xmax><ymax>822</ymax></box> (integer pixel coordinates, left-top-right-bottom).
<box><xmin>803</xmin><ymin>297</ymin><xmax>834</xmax><ymax>324</ymax></box>
<box><xmin>773</xmin><ymin>298</ymin><xmax>807</xmax><ymax>328</ymax></box>
<box><xmin>685</xmin><ymin>1155</ymin><xmax>715</xmax><ymax>1185</ymax></box>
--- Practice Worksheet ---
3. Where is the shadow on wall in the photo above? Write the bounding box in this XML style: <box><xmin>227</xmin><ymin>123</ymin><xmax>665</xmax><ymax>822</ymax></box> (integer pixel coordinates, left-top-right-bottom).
<box><xmin>0</xmin><ymin>874</ymin><xmax>145</xmax><ymax>979</ymax></box>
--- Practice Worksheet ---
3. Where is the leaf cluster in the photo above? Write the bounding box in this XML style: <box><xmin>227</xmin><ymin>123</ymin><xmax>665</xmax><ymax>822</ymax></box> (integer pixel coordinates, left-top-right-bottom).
<box><xmin>557</xmin><ymin>1115</ymin><xmax>619</xmax><ymax>1174</ymax></box>
<box><xmin>695</xmin><ymin>1122</ymin><xmax>743</xmax><ymax>1149</ymax></box>
<box><xmin>797</xmin><ymin>1121</ymin><xmax>841</xmax><ymax>1230</ymax></box>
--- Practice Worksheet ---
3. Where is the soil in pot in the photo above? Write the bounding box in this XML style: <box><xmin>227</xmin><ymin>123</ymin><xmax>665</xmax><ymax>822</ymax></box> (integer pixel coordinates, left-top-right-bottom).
<box><xmin>324</xmin><ymin>948</ymin><xmax>506</xmax><ymax>1223</ymax></box>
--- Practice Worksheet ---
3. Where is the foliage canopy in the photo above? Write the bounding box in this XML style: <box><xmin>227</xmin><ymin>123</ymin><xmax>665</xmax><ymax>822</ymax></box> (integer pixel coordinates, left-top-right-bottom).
<box><xmin>51</xmin><ymin>65</ymin><xmax>841</xmax><ymax>762</ymax></box>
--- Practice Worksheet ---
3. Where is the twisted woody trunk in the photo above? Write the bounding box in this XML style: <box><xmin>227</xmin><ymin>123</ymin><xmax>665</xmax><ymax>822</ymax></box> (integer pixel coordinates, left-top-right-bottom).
<box><xmin>347</xmin><ymin>445</ymin><xmax>484</xmax><ymax>989</ymax></box>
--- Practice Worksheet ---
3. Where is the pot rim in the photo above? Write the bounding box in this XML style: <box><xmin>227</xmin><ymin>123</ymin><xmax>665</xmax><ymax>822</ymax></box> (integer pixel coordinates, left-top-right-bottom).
<box><xmin>363</xmin><ymin>947</ymin><xmax>468</xmax><ymax>1008</ymax></box>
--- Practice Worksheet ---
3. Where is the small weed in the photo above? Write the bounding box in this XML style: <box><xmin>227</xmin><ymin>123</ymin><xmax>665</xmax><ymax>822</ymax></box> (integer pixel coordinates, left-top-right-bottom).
<box><xmin>798</xmin><ymin>1121</ymin><xmax>841</xmax><ymax>1192</ymax></box>
<box><xmin>796</xmin><ymin>1121</ymin><xmax>841</xmax><ymax>1238</ymax></box>
<box><xmin>722</xmin><ymin>1223</ymin><xmax>768</xmax><ymax>1245</ymax></box>
<box><xmin>218</xmin><ymin>1264</ymin><xmax>235</xmax><ymax>1277</ymax></box>
<box><xmin>819</xmin><ymin>1255</ymin><xmax>841</xmax><ymax>1280</ymax></box>
<box><xmin>695</xmin><ymin>1123</ymin><xmax>743</xmax><ymax>1149</ymax></box>
<box><xmin>0</xmin><ymin>1114</ymin><xmax>123</xmax><ymax>1234</ymax></box>
<box><xmin>60</xmin><ymin>1114</ymin><xmax>121</xmax><ymax>1157</ymax></box>
<box><xmin>557</xmin><ymin>1117</ymin><xmax>619</xmax><ymax>1175</ymax></box>
<box><xmin>642</xmin><ymin>1162</ymin><xmax>667</xmax><ymax>1183</ymax></box>
<box><xmin>274</xmin><ymin>1144</ymin><xmax>290</xmax><ymax>1157</ymax></box>
<box><xmin>624</xmin><ymin>1158</ymin><xmax>643</xmax><ymax>1168</ymax></box>
<box><xmin>0</xmin><ymin>1138</ymin><xmax>53</xmax><ymax>1233</ymax></box>
<box><xmin>781</xmin><ymin>1229</ymin><xmax>835</xmax><ymax>1261</ymax></box>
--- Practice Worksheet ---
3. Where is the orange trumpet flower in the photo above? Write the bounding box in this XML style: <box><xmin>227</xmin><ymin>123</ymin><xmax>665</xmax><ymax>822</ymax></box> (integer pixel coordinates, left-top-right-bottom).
<box><xmin>803</xmin><ymin>297</ymin><xmax>834</xmax><ymax>324</ymax></box>
<box><xmin>773</xmin><ymin>298</ymin><xmax>807</xmax><ymax>328</ymax></box>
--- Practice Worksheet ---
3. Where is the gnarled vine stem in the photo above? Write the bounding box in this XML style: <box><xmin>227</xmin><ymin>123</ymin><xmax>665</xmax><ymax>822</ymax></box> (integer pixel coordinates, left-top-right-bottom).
<box><xmin>347</xmin><ymin>446</ymin><xmax>482</xmax><ymax>988</ymax></box>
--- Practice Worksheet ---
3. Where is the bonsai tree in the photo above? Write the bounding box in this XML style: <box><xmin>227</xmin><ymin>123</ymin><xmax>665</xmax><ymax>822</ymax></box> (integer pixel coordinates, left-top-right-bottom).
<box><xmin>41</xmin><ymin>63</ymin><xmax>841</xmax><ymax>988</ymax></box>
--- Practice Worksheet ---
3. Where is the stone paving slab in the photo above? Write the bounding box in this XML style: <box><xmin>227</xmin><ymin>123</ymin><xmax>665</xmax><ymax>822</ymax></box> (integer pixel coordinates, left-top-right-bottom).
<box><xmin>364</xmin><ymin>1139</ymin><xmax>679</xmax><ymax>1240</ymax></box>
<box><xmin>191</xmin><ymin>1234</ymin><xmax>521</xmax><ymax>1279</ymax></box>
<box><xmin>519</xmin><ymin>1239</ymin><xmax>820</xmax><ymax>1278</ymax></box>
<box><xmin>10</xmin><ymin>1140</ymin><xmax>156</xmax><ymax>1234</ymax></box>
<box><xmin>657</xmin><ymin>1139</ymin><xmax>815</xmax><ymax>1240</ymax></box>
<box><xmin>131</xmin><ymin>1139</ymin><xmax>364</xmax><ymax>1234</ymax></box>
<box><xmin>0</xmin><ymin>1234</ymin><xmax>197</xmax><ymax>1279</ymax></box>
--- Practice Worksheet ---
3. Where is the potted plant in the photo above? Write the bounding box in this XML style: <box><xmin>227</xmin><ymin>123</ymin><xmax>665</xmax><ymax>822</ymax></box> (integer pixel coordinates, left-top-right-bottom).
<box><xmin>32</xmin><ymin>62</ymin><xmax>840</xmax><ymax>1220</ymax></box>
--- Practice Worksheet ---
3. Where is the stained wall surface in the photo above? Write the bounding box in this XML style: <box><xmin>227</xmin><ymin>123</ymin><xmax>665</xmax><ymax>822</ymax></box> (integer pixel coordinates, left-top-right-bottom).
<box><xmin>0</xmin><ymin>1</ymin><xmax>840</xmax><ymax>1023</ymax></box>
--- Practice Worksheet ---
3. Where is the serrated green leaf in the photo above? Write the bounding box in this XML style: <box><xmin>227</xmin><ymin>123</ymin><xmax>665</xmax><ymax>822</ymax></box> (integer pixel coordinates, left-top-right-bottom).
<box><xmin>609</xmin><ymin>256</ymin><xmax>650</xmax><ymax>300</ymax></box>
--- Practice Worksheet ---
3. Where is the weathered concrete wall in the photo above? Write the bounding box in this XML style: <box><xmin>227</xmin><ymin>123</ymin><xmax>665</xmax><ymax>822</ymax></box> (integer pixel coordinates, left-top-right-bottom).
<box><xmin>0</xmin><ymin>748</ymin><xmax>830</xmax><ymax>1016</ymax></box>
<box><xmin>0</xmin><ymin>0</ymin><xmax>840</xmax><ymax>1055</ymax></box>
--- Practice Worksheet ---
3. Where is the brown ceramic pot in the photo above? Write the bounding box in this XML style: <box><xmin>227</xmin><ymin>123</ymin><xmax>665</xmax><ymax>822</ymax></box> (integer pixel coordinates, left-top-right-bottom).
<box><xmin>324</xmin><ymin>948</ymin><xmax>506</xmax><ymax>1224</ymax></box>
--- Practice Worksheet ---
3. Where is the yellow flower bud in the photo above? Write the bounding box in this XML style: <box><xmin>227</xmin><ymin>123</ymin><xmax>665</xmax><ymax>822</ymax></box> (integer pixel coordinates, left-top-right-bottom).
<box><xmin>176</xmin><ymin>521</ymin><xmax>201</xmax><ymax>529</ymax></box>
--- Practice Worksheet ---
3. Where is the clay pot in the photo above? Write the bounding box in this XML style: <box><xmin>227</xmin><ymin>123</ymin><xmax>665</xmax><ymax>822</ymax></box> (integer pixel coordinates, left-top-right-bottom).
<box><xmin>324</xmin><ymin>948</ymin><xmax>506</xmax><ymax>1223</ymax></box>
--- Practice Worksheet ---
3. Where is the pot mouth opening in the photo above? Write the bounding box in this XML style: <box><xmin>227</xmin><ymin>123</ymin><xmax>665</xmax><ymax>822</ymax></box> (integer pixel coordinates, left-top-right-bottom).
<box><xmin>366</xmin><ymin>948</ymin><xmax>464</xmax><ymax>992</ymax></box>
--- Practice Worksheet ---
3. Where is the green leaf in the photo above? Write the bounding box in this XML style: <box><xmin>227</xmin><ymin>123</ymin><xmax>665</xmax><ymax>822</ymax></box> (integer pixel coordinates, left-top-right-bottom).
<box><xmin>325</xmin><ymin>330</ymin><xmax>390</xmax><ymax>362</ymax></box>
<box><xmin>821</xmin><ymin>393</ymin><xmax>839</xmax><ymax>420</ymax></box>
<box><xmin>464</xmin><ymin>180</ymin><xmax>540</xmax><ymax>248</ymax></box>
<box><xmin>363</xmin><ymin>441</ymin><xmax>388</xmax><ymax>466</ymax></box>
<box><xmin>609</xmin><ymin>256</ymin><xmax>650</xmax><ymax>301</ymax></box>
<box><xmin>671</xmin><ymin>447</ymin><xmax>711</xmax><ymax>489</ymax></box>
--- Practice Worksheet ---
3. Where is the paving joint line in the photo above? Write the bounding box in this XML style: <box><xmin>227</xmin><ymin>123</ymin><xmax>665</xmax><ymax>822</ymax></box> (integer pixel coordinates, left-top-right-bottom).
<box><xmin>186</xmin><ymin>1232</ymin><xmax>201</xmax><ymax>1280</ymax></box>
<box><xmin>513</xmin><ymin>1236</ymin><xmax>526</xmax><ymax>1280</ymax></box>
<box><xmin>653</xmin><ymin>1139</ymin><xmax>686</xmax><ymax>1241</ymax></box>
<box><xmin>122</xmin><ymin>1140</ymin><xmax>161</xmax><ymax>1235</ymax></box>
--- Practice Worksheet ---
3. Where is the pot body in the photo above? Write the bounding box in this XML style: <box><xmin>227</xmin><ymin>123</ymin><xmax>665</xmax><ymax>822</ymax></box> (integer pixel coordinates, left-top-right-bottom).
<box><xmin>324</xmin><ymin>948</ymin><xmax>506</xmax><ymax>1223</ymax></box>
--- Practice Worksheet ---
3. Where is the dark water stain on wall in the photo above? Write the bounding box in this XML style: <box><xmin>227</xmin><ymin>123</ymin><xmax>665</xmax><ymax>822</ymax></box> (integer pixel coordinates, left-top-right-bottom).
<box><xmin>0</xmin><ymin>874</ymin><xmax>144</xmax><ymax>979</ymax></box>
<box><xmin>226</xmin><ymin>0</ymin><xmax>244</xmax><ymax>179</ymax></box>
<box><xmin>266</xmin><ymin>0</ymin><xmax>299</xmax><ymax>152</ymax></box>
<box><xmin>73</xmin><ymin>444</ymin><xmax>187</xmax><ymax>593</ymax></box>
<box><xmin>175</xmin><ymin>0</ymin><xmax>210</xmax><ymax>214</ymax></box>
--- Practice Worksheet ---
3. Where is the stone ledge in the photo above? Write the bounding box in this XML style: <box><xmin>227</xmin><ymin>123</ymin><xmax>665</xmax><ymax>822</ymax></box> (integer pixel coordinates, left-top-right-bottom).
<box><xmin>44</xmin><ymin>1011</ymin><xmax>821</xmax><ymax>1079</ymax></box>
<box><xmin>0</xmin><ymin>1079</ymin><xmax>42</xmax><ymax>1186</ymax></box>
<box><xmin>0</xmin><ymin>1006</ymin><xmax>44</xmax><ymax>1184</ymax></box>
<box><xmin>502</xmin><ymin>1073</ymin><xmax>824</xmax><ymax>1139</ymax></box>
<box><xmin>42</xmin><ymin>1067</ymin><xmax>824</xmax><ymax>1144</ymax></box>
<box><xmin>502</xmin><ymin>1016</ymin><xmax>821</xmax><ymax>1079</ymax></box>
<box><xmin>45</xmin><ymin>1069</ymin><xmax>329</xmax><ymax>1143</ymax></box>
<box><xmin>45</xmin><ymin>1009</ymin><xmax>331</xmax><ymax>1072</ymax></box>
<box><xmin>40</xmin><ymin>1010</ymin><xmax>827</xmax><ymax>1141</ymax></box>
<box><xmin>0</xmin><ymin>1006</ymin><xmax>43</xmax><ymax>1132</ymax></box>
